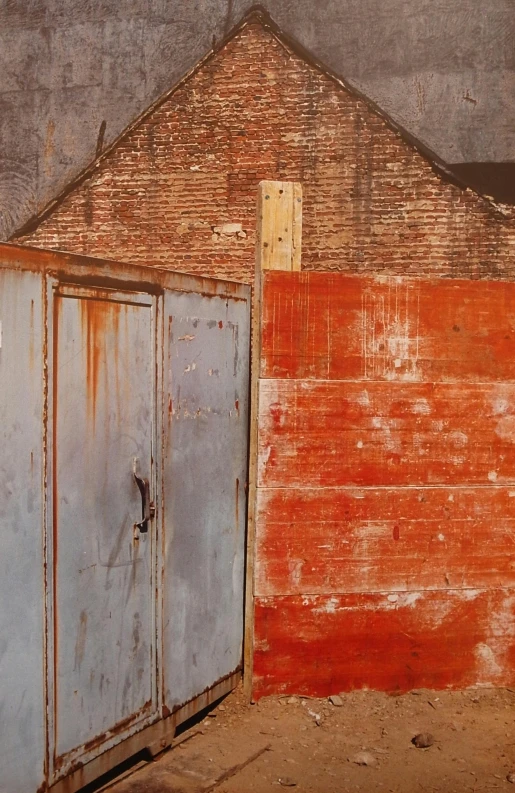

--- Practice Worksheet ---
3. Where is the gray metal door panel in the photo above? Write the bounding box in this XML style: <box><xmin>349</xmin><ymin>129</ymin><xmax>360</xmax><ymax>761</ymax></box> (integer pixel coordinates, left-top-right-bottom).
<box><xmin>51</xmin><ymin>286</ymin><xmax>157</xmax><ymax>771</ymax></box>
<box><xmin>0</xmin><ymin>248</ymin><xmax>250</xmax><ymax>793</ymax></box>
<box><xmin>0</xmin><ymin>269</ymin><xmax>46</xmax><ymax>793</ymax></box>
<box><xmin>163</xmin><ymin>290</ymin><xmax>250</xmax><ymax>711</ymax></box>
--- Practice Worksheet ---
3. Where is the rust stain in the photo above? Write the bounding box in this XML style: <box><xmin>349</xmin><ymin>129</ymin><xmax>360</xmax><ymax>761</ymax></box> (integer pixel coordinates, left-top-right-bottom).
<box><xmin>54</xmin><ymin>705</ymin><xmax>152</xmax><ymax>772</ymax></box>
<box><xmin>79</xmin><ymin>297</ymin><xmax>121</xmax><ymax>423</ymax></box>
<box><xmin>168</xmin><ymin>667</ymin><xmax>242</xmax><ymax>716</ymax></box>
<box><xmin>219</xmin><ymin>320</ymin><xmax>224</xmax><ymax>329</ymax></box>
<box><xmin>52</xmin><ymin>294</ymin><xmax>61</xmax><ymax>755</ymax></box>
<box><xmin>0</xmin><ymin>242</ymin><xmax>250</xmax><ymax>308</ymax></box>
<box><xmin>42</xmin><ymin>273</ymin><xmax>50</xmax><ymax>790</ymax></box>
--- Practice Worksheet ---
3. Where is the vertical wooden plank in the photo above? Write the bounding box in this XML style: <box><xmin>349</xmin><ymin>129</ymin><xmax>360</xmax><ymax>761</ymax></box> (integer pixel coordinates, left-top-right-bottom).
<box><xmin>244</xmin><ymin>181</ymin><xmax>303</xmax><ymax>699</ymax></box>
<box><xmin>256</xmin><ymin>181</ymin><xmax>302</xmax><ymax>272</ymax></box>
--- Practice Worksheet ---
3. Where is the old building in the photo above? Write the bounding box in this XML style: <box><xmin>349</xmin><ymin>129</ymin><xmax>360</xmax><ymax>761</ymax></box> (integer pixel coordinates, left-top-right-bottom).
<box><xmin>15</xmin><ymin>14</ymin><xmax>515</xmax><ymax>284</ymax></box>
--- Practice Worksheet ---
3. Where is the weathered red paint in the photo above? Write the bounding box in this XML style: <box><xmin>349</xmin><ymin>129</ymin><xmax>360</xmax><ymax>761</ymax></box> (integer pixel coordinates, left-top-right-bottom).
<box><xmin>261</xmin><ymin>272</ymin><xmax>515</xmax><ymax>382</ymax></box>
<box><xmin>253</xmin><ymin>271</ymin><xmax>515</xmax><ymax>698</ymax></box>
<box><xmin>253</xmin><ymin>589</ymin><xmax>515</xmax><ymax>698</ymax></box>
<box><xmin>255</xmin><ymin>487</ymin><xmax>515</xmax><ymax>596</ymax></box>
<box><xmin>258</xmin><ymin>379</ymin><xmax>515</xmax><ymax>488</ymax></box>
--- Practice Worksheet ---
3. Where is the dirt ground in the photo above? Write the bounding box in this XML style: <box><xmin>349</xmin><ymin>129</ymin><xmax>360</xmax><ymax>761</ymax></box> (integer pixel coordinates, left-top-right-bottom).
<box><xmin>108</xmin><ymin>684</ymin><xmax>515</xmax><ymax>793</ymax></box>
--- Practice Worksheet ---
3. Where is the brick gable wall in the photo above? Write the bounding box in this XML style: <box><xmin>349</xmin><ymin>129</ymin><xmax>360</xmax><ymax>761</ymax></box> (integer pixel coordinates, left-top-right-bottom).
<box><xmin>18</xmin><ymin>21</ymin><xmax>515</xmax><ymax>283</ymax></box>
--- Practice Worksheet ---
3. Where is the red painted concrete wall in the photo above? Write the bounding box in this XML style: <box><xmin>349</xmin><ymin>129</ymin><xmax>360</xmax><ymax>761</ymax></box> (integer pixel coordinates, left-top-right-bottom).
<box><xmin>252</xmin><ymin>271</ymin><xmax>515</xmax><ymax>697</ymax></box>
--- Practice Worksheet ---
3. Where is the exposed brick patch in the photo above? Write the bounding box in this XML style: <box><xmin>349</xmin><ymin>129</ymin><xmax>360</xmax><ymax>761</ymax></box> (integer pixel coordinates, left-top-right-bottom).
<box><xmin>19</xmin><ymin>21</ymin><xmax>515</xmax><ymax>284</ymax></box>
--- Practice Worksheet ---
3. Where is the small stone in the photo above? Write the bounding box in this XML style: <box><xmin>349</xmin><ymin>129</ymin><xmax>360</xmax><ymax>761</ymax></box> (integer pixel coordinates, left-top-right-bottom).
<box><xmin>329</xmin><ymin>694</ymin><xmax>344</xmax><ymax>707</ymax></box>
<box><xmin>507</xmin><ymin>772</ymin><xmax>515</xmax><ymax>784</ymax></box>
<box><xmin>218</xmin><ymin>705</ymin><xmax>226</xmax><ymax>712</ymax></box>
<box><xmin>278</xmin><ymin>777</ymin><xmax>297</xmax><ymax>787</ymax></box>
<box><xmin>412</xmin><ymin>733</ymin><xmax>435</xmax><ymax>748</ymax></box>
<box><xmin>350</xmin><ymin>751</ymin><xmax>378</xmax><ymax>767</ymax></box>
<box><xmin>286</xmin><ymin>696</ymin><xmax>298</xmax><ymax>705</ymax></box>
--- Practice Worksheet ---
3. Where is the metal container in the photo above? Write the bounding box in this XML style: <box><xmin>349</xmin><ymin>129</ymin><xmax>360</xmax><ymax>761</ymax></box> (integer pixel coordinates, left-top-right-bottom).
<box><xmin>0</xmin><ymin>243</ymin><xmax>250</xmax><ymax>793</ymax></box>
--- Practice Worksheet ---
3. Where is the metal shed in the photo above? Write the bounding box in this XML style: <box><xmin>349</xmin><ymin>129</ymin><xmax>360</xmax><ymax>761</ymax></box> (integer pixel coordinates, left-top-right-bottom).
<box><xmin>0</xmin><ymin>243</ymin><xmax>250</xmax><ymax>793</ymax></box>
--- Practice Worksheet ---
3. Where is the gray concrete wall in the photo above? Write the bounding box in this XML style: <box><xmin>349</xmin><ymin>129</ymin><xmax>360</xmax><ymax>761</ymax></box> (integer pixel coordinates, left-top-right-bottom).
<box><xmin>0</xmin><ymin>0</ymin><xmax>513</xmax><ymax>239</ymax></box>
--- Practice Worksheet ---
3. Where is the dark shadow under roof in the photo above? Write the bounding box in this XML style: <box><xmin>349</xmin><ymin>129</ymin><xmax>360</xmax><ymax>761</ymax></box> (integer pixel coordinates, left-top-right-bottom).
<box><xmin>447</xmin><ymin>164</ymin><xmax>515</xmax><ymax>206</ymax></box>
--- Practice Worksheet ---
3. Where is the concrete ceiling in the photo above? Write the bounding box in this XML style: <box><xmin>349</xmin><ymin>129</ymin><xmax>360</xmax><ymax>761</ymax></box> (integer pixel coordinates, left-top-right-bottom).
<box><xmin>1</xmin><ymin>0</ymin><xmax>513</xmax><ymax>239</ymax></box>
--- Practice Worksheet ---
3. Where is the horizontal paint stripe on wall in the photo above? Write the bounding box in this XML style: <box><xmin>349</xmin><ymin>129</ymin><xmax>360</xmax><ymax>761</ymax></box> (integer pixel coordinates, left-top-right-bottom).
<box><xmin>258</xmin><ymin>379</ymin><xmax>515</xmax><ymax>488</ymax></box>
<box><xmin>255</xmin><ymin>486</ymin><xmax>515</xmax><ymax>596</ymax></box>
<box><xmin>252</xmin><ymin>589</ymin><xmax>515</xmax><ymax>698</ymax></box>
<box><xmin>261</xmin><ymin>272</ymin><xmax>515</xmax><ymax>383</ymax></box>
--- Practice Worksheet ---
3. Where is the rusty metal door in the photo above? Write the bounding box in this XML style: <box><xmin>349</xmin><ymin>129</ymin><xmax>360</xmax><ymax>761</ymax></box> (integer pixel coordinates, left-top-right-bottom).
<box><xmin>47</xmin><ymin>282</ymin><xmax>159</xmax><ymax>782</ymax></box>
<box><xmin>162</xmin><ymin>287</ymin><xmax>250</xmax><ymax>715</ymax></box>
<box><xmin>0</xmin><ymin>245</ymin><xmax>251</xmax><ymax>793</ymax></box>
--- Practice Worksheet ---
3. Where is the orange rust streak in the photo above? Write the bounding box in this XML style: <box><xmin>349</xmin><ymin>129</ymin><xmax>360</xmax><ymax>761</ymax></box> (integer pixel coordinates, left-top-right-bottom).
<box><xmin>79</xmin><ymin>298</ymin><xmax>121</xmax><ymax>423</ymax></box>
<box><xmin>52</xmin><ymin>296</ymin><xmax>61</xmax><ymax>752</ymax></box>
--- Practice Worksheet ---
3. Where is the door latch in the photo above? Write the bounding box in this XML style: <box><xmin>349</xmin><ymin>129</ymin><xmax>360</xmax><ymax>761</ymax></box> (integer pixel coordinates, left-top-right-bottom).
<box><xmin>133</xmin><ymin>458</ymin><xmax>155</xmax><ymax>534</ymax></box>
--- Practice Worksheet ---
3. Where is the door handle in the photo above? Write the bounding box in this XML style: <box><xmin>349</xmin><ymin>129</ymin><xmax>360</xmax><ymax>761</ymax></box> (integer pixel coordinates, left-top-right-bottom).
<box><xmin>133</xmin><ymin>473</ymin><xmax>151</xmax><ymax>533</ymax></box>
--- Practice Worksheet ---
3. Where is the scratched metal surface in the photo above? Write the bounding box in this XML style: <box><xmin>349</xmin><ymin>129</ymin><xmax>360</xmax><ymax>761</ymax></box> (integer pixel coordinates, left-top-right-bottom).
<box><xmin>163</xmin><ymin>289</ymin><xmax>250</xmax><ymax>710</ymax></box>
<box><xmin>50</xmin><ymin>286</ymin><xmax>157</xmax><ymax>775</ymax></box>
<box><xmin>0</xmin><ymin>243</ymin><xmax>250</xmax><ymax>792</ymax></box>
<box><xmin>253</xmin><ymin>270</ymin><xmax>515</xmax><ymax>698</ymax></box>
<box><xmin>0</xmin><ymin>268</ymin><xmax>46</xmax><ymax>792</ymax></box>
